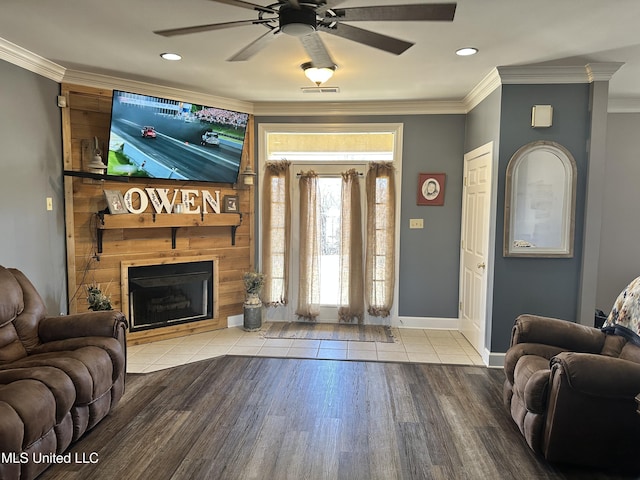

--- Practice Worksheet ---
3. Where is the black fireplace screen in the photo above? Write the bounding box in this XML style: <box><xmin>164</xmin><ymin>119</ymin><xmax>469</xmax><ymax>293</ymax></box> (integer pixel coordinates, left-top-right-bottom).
<box><xmin>128</xmin><ymin>261</ymin><xmax>213</xmax><ymax>332</ymax></box>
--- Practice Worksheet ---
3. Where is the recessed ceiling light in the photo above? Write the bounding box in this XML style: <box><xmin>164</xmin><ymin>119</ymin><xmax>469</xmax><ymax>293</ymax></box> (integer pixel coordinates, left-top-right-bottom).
<box><xmin>456</xmin><ymin>47</ymin><xmax>478</xmax><ymax>57</ymax></box>
<box><xmin>160</xmin><ymin>52</ymin><xmax>182</xmax><ymax>61</ymax></box>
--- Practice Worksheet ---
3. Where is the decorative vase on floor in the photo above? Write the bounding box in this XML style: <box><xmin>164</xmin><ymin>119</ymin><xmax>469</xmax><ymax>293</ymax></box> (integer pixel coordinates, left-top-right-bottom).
<box><xmin>242</xmin><ymin>271</ymin><xmax>266</xmax><ymax>331</ymax></box>
<box><xmin>243</xmin><ymin>292</ymin><xmax>262</xmax><ymax>331</ymax></box>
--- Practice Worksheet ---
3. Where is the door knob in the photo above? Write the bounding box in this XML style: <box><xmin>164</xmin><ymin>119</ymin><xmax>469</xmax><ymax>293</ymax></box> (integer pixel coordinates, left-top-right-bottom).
<box><xmin>477</xmin><ymin>262</ymin><xmax>486</xmax><ymax>269</ymax></box>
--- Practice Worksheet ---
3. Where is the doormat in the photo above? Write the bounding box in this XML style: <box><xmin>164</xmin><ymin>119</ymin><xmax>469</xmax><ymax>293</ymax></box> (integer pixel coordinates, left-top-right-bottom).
<box><xmin>262</xmin><ymin>322</ymin><xmax>395</xmax><ymax>343</ymax></box>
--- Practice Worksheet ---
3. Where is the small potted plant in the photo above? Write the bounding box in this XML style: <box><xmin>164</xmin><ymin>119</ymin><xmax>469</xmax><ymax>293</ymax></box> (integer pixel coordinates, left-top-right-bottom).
<box><xmin>243</xmin><ymin>271</ymin><xmax>265</xmax><ymax>331</ymax></box>
<box><xmin>86</xmin><ymin>283</ymin><xmax>113</xmax><ymax>311</ymax></box>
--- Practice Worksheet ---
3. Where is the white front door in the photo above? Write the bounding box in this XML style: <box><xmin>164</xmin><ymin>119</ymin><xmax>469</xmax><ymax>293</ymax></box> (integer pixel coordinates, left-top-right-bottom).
<box><xmin>459</xmin><ymin>143</ymin><xmax>493</xmax><ymax>355</ymax></box>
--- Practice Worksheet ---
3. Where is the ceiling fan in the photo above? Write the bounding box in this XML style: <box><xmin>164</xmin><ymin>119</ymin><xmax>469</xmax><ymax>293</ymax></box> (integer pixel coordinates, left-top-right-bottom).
<box><xmin>154</xmin><ymin>0</ymin><xmax>456</xmax><ymax>68</ymax></box>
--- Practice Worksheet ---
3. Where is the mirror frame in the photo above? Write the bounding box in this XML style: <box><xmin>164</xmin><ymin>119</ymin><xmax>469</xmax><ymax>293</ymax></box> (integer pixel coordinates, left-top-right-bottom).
<box><xmin>504</xmin><ymin>140</ymin><xmax>577</xmax><ymax>258</ymax></box>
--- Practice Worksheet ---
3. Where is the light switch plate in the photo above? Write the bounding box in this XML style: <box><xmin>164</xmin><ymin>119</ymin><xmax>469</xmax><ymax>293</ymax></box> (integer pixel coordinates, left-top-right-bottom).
<box><xmin>409</xmin><ymin>218</ymin><xmax>423</xmax><ymax>229</ymax></box>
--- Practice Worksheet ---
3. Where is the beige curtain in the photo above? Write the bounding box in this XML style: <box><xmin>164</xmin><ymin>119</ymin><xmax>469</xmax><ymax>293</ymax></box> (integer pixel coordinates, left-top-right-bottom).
<box><xmin>262</xmin><ymin>161</ymin><xmax>291</xmax><ymax>306</ymax></box>
<box><xmin>365</xmin><ymin>162</ymin><xmax>396</xmax><ymax>317</ymax></box>
<box><xmin>296</xmin><ymin>171</ymin><xmax>320</xmax><ymax>321</ymax></box>
<box><xmin>338</xmin><ymin>169</ymin><xmax>364</xmax><ymax>323</ymax></box>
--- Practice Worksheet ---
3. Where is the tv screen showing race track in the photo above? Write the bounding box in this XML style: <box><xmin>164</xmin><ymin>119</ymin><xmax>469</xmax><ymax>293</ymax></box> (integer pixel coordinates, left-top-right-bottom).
<box><xmin>107</xmin><ymin>90</ymin><xmax>249</xmax><ymax>183</ymax></box>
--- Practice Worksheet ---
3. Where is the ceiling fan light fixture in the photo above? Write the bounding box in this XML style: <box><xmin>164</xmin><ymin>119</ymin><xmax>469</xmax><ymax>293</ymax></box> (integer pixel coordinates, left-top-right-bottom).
<box><xmin>455</xmin><ymin>47</ymin><xmax>478</xmax><ymax>57</ymax></box>
<box><xmin>301</xmin><ymin>62</ymin><xmax>336</xmax><ymax>86</ymax></box>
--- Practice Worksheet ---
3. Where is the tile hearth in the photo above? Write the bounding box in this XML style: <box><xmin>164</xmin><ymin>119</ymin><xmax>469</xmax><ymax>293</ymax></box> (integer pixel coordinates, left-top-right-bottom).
<box><xmin>127</xmin><ymin>324</ymin><xmax>485</xmax><ymax>373</ymax></box>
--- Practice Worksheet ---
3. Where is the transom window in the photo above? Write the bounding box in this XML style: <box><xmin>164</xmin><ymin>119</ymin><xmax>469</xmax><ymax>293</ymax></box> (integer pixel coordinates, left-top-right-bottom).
<box><xmin>262</xmin><ymin>124</ymin><xmax>401</xmax><ymax>163</ymax></box>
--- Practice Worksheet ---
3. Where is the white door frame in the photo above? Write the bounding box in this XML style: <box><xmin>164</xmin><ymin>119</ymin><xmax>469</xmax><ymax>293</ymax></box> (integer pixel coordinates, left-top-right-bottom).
<box><xmin>257</xmin><ymin>123</ymin><xmax>404</xmax><ymax>325</ymax></box>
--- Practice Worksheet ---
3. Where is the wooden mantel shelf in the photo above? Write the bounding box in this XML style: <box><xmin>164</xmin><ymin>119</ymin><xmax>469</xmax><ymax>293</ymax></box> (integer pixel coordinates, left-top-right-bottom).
<box><xmin>96</xmin><ymin>211</ymin><xmax>242</xmax><ymax>252</ymax></box>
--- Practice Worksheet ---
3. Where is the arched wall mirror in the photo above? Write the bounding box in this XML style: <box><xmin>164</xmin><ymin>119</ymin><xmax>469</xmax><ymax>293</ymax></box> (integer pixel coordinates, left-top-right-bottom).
<box><xmin>504</xmin><ymin>141</ymin><xmax>577</xmax><ymax>258</ymax></box>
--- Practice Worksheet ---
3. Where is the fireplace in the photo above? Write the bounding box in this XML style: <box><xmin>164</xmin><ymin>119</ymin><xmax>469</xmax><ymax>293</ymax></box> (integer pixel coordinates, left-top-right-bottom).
<box><xmin>122</xmin><ymin>257</ymin><xmax>218</xmax><ymax>333</ymax></box>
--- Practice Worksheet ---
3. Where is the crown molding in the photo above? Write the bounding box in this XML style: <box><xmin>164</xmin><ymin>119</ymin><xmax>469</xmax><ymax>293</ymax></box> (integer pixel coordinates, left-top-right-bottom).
<box><xmin>0</xmin><ymin>37</ymin><xmax>65</xmax><ymax>82</ymax></box>
<box><xmin>2</xmin><ymin>35</ymin><xmax>635</xmax><ymax>114</ymax></box>
<box><xmin>463</xmin><ymin>68</ymin><xmax>502</xmax><ymax>112</ymax></box>
<box><xmin>496</xmin><ymin>63</ymin><xmax>625</xmax><ymax>85</ymax></box>
<box><xmin>496</xmin><ymin>65</ymin><xmax>590</xmax><ymax>84</ymax></box>
<box><xmin>252</xmin><ymin>99</ymin><xmax>466</xmax><ymax>117</ymax></box>
<box><xmin>586</xmin><ymin>62</ymin><xmax>625</xmax><ymax>82</ymax></box>
<box><xmin>62</xmin><ymin>69</ymin><xmax>254</xmax><ymax>114</ymax></box>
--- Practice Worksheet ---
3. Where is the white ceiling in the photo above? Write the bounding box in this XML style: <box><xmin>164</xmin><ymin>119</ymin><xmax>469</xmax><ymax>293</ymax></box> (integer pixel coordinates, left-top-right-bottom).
<box><xmin>1</xmin><ymin>0</ymin><xmax>640</xmax><ymax>109</ymax></box>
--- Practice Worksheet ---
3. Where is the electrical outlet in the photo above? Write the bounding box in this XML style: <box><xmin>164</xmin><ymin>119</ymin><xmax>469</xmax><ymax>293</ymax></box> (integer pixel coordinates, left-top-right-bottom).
<box><xmin>409</xmin><ymin>218</ymin><xmax>423</xmax><ymax>229</ymax></box>
<box><xmin>46</xmin><ymin>197</ymin><xmax>53</xmax><ymax>211</ymax></box>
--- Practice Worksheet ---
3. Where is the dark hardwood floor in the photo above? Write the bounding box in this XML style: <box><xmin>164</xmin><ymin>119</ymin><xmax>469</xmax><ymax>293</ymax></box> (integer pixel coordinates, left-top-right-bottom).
<box><xmin>39</xmin><ymin>356</ymin><xmax>636</xmax><ymax>480</ymax></box>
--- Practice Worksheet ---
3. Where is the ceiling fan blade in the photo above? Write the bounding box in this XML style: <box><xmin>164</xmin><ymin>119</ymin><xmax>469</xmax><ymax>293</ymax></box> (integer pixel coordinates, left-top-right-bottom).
<box><xmin>299</xmin><ymin>32</ymin><xmax>336</xmax><ymax>68</ymax></box>
<box><xmin>316</xmin><ymin>0</ymin><xmax>346</xmax><ymax>15</ymax></box>
<box><xmin>227</xmin><ymin>27</ymin><xmax>280</xmax><ymax>61</ymax></box>
<box><xmin>155</xmin><ymin>18</ymin><xmax>275</xmax><ymax>37</ymax></box>
<box><xmin>208</xmin><ymin>0</ymin><xmax>278</xmax><ymax>15</ymax></box>
<box><xmin>319</xmin><ymin>23</ymin><xmax>413</xmax><ymax>55</ymax></box>
<box><xmin>330</xmin><ymin>3</ymin><xmax>456</xmax><ymax>22</ymax></box>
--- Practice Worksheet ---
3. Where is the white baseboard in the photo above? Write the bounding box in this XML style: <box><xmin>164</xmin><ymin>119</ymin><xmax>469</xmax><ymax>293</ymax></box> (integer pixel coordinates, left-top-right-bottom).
<box><xmin>394</xmin><ymin>316</ymin><xmax>460</xmax><ymax>330</ymax></box>
<box><xmin>484</xmin><ymin>350</ymin><xmax>506</xmax><ymax>368</ymax></box>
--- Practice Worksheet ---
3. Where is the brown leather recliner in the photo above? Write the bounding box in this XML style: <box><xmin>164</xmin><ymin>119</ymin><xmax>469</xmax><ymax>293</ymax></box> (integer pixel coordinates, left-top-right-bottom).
<box><xmin>0</xmin><ymin>266</ymin><xmax>127</xmax><ymax>480</ymax></box>
<box><xmin>504</xmin><ymin>314</ymin><xmax>640</xmax><ymax>472</ymax></box>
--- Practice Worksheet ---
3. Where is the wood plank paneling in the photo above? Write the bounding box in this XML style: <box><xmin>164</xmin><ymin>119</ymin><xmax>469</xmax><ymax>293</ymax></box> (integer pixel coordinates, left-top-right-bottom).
<box><xmin>62</xmin><ymin>84</ymin><xmax>254</xmax><ymax>343</ymax></box>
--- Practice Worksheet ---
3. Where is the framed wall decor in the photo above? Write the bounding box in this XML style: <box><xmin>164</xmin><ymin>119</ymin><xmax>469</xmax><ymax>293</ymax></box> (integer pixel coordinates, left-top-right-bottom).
<box><xmin>223</xmin><ymin>195</ymin><xmax>239</xmax><ymax>213</ymax></box>
<box><xmin>103</xmin><ymin>190</ymin><xmax>128</xmax><ymax>214</ymax></box>
<box><xmin>504</xmin><ymin>141</ymin><xmax>577</xmax><ymax>258</ymax></box>
<box><xmin>417</xmin><ymin>173</ymin><xmax>446</xmax><ymax>206</ymax></box>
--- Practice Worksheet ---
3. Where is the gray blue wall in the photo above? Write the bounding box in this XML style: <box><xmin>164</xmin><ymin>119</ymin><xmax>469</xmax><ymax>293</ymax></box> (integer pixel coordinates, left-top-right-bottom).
<box><xmin>0</xmin><ymin>59</ymin><xmax>66</xmax><ymax>314</ymax></box>
<box><xmin>255</xmin><ymin>114</ymin><xmax>466</xmax><ymax>319</ymax></box>
<box><xmin>491</xmin><ymin>84</ymin><xmax>590</xmax><ymax>352</ymax></box>
<box><xmin>465</xmin><ymin>89</ymin><xmax>502</xmax><ymax>153</ymax></box>
<box><xmin>397</xmin><ymin>115</ymin><xmax>465</xmax><ymax>318</ymax></box>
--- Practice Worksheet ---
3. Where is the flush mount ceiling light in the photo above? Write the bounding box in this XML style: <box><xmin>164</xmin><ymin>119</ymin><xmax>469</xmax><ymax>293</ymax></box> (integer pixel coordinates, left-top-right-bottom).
<box><xmin>160</xmin><ymin>52</ymin><xmax>182</xmax><ymax>61</ymax></box>
<box><xmin>301</xmin><ymin>62</ymin><xmax>336</xmax><ymax>86</ymax></box>
<box><xmin>455</xmin><ymin>47</ymin><xmax>478</xmax><ymax>56</ymax></box>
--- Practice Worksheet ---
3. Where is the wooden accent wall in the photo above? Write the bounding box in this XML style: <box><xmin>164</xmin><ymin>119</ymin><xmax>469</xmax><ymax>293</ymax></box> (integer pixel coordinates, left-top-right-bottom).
<box><xmin>61</xmin><ymin>84</ymin><xmax>254</xmax><ymax>344</ymax></box>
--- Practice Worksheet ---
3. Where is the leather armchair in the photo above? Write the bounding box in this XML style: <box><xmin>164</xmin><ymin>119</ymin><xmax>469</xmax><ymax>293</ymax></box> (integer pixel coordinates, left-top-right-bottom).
<box><xmin>0</xmin><ymin>266</ymin><xmax>127</xmax><ymax>480</ymax></box>
<box><xmin>504</xmin><ymin>314</ymin><xmax>640</xmax><ymax>471</ymax></box>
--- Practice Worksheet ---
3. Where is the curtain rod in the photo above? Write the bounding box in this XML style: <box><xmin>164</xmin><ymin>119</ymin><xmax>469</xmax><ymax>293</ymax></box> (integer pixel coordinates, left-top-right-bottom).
<box><xmin>296</xmin><ymin>172</ymin><xmax>364</xmax><ymax>177</ymax></box>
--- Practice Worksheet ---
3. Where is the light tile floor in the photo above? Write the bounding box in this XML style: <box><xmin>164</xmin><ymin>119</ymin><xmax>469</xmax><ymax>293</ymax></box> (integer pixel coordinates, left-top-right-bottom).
<box><xmin>127</xmin><ymin>324</ymin><xmax>485</xmax><ymax>373</ymax></box>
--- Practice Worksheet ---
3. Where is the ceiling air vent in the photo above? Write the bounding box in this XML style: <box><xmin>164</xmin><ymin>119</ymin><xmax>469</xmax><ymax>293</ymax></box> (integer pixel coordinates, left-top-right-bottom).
<box><xmin>301</xmin><ymin>86</ymin><xmax>340</xmax><ymax>94</ymax></box>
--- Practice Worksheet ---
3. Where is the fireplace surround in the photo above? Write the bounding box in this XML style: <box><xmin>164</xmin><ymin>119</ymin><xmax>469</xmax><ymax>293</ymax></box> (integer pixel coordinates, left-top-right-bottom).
<box><xmin>121</xmin><ymin>256</ymin><xmax>219</xmax><ymax>335</ymax></box>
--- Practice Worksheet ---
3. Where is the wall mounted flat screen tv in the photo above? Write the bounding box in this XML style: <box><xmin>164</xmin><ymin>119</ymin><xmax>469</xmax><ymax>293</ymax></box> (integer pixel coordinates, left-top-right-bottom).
<box><xmin>107</xmin><ymin>90</ymin><xmax>249</xmax><ymax>183</ymax></box>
